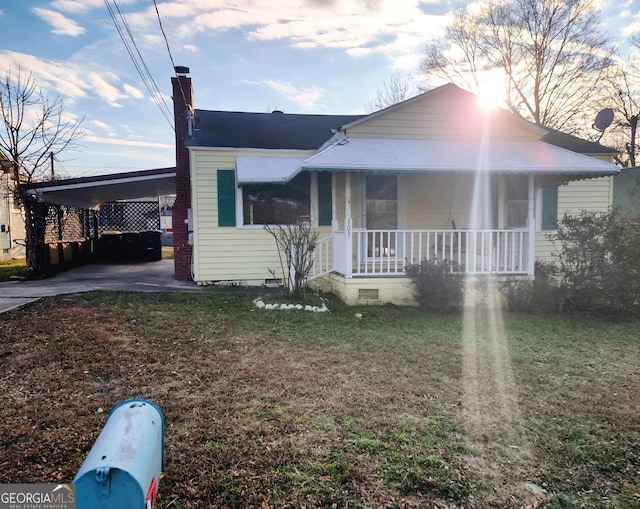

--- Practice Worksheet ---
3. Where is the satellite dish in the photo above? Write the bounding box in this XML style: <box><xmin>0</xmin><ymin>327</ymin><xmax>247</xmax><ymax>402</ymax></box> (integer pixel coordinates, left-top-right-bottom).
<box><xmin>593</xmin><ymin>108</ymin><xmax>614</xmax><ymax>132</ymax></box>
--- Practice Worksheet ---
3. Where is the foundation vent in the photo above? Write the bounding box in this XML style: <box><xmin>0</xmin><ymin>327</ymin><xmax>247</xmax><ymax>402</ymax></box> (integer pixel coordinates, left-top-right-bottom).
<box><xmin>358</xmin><ymin>288</ymin><xmax>379</xmax><ymax>300</ymax></box>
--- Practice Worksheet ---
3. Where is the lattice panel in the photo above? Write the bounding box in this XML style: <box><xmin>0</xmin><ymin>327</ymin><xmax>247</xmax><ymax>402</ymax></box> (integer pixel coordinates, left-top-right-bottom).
<box><xmin>98</xmin><ymin>201</ymin><xmax>160</xmax><ymax>233</ymax></box>
<box><xmin>45</xmin><ymin>205</ymin><xmax>95</xmax><ymax>243</ymax></box>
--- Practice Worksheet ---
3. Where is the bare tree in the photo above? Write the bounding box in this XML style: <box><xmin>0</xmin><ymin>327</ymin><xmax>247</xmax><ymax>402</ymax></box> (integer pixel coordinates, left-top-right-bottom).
<box><xmin>365</xmin><ymin>71</ymin><xmax>418</xmax><ymax>112</ymax></box>
<box><xmin>422</xmin><ymin>0</ymin><xmax>615</xmax><ymax>133</ymax></box>
<box><xmin>265</xmin><ymin>221</ymin><xmax>318</xmax><ymax>300</ymax></box>
<box><xmin>423</xmin><ymin>8</ymin><xmax>490</xmax><ymax>95</ymax></box>
<box><xmin>599</xmin><ymin>41</ymin><xmax>640</xmax><ymax>167</ymax></box>
<box><xmin>0</xmin><ymin>68</ymin><xmax>84</xmax><ymax>276</ymax></box>
<box><xmin>603</xmin><ymin>64</ymin><xmax>639</xmax><ymax>167</ymax></box>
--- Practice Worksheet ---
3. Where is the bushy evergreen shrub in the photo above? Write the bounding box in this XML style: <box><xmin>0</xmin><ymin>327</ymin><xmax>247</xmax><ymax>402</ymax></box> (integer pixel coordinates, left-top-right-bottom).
<box><xmin>549</xmin><ymin>209</ymin><xmax>640</xmax><ymax>318</ymax></box>
<box><xmin>499</xmin><ymin>260</ymin><xmax>560</xmax><ymax>313</ymax></box>
<box><xmin>405</xmin><ymin>258</ymin><xmax>464</xmax><ymax>313</ymax></box>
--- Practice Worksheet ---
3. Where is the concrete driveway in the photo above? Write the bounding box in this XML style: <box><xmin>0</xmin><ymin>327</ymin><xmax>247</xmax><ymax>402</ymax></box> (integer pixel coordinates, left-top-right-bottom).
<box><xmin>0</xmin><ymin>259</ymin><xmax>202</xmax><ymax>313</ymax></box>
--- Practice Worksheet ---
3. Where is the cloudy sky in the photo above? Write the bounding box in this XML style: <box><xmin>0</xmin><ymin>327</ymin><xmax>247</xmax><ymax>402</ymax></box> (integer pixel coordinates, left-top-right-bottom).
<box><xmin>0</xmin><ymin>0</ymin><xmax>638</xmax><ymax>177</ymax></box>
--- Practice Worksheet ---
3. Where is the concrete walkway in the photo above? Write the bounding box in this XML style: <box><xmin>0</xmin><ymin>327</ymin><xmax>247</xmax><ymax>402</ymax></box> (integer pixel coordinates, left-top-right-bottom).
<box><xmin>0</xmin><ymin>259</ymin><xmax>202</xmax><ymax>314</ymax></box>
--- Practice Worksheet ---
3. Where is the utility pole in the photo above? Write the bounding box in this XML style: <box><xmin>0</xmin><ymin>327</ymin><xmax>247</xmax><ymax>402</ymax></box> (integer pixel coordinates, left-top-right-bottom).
<box><xmin>50</xmin><ymin>152</ymin><xmax>55</xmax><ymax>180</ymax></box>
<box><xmin>628</xmin><ymin>115</ymin><xmax>637</xmax><ymax>167</ymax></box>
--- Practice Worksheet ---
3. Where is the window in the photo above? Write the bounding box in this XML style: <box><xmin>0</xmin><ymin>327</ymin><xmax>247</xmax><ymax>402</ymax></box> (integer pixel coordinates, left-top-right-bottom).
<box><xmin>366</xmin><ymin>175</ymin><xmax>397</xmax><ymax>230</ymax></box>
<box><xmin>366</xmin><ymin>176</ymin><xmax>397</xmax><ymax>257</ymax></box>
<box><xmin>505</xmin><ymin>176</ymin><xmax>528</xmax><ymax>228</ymax></box>
<box><xmin>242</xmin><ymin>173</ymin><xmax>310</xmax><ymax>225</ymax></box>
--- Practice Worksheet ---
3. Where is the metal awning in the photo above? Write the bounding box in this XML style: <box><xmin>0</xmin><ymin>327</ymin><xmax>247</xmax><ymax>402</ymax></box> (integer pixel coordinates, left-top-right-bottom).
<box><xmin>301</xmin><ymin>138</ymin><xmax>620</xmax><ymax>176</ymax></box>
<box><xmin>28</xmin><ymin>167</ymin><xmax>176</xmax><ymax>208</ymax></box>
<box><xmin>236</xmin><ymin>157</ymin><xmax>305</xmax><ymax>184</ymax></box>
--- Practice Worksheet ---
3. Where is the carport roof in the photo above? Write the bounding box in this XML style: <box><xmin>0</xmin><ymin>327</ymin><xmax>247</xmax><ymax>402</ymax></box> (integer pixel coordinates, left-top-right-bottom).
<box><xmin>28</xmin><ymin>167</ymin><xmax>176</xmax><ymax>208</ymax></box>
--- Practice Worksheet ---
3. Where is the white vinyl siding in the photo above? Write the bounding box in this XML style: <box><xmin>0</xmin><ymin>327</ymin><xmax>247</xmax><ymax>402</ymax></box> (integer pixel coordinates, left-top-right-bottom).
<box><xmin>557</xmin><ymin>176</ymin><xmax>613</xmax><ymax>216</ymax></box>
<box><xmin>334</xmin><ymin>174</ymin><xmax>493</xmax><ymax>232</ymax></box>
<box><xmin>403</xmin><ymin>174</ymin><xmax>476</xmax><ymax>230</ymax></box>
<box><xmin>190</xmin><ymin>148</ymin><xmax>316</xmax><ymax>283</ymax></box>
<box><xmin>535</xmin><ymin>176</ymin><xmax>614</xmax><ymax>262</ymax></box>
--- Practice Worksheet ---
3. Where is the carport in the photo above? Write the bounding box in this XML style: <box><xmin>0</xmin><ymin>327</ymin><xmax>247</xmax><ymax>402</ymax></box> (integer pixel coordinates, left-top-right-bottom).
<box><xmin>30</xmin><ymin>167</ymin><xmax>176</xmax><ymax>208</ymax></box>
<box><xmin>27</xmin><ymin>167</ymin><xmax>176</xmax><ymax>268</ymax></box>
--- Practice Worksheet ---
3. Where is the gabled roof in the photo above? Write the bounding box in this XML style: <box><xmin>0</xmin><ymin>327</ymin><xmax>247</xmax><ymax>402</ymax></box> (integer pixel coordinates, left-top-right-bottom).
<box><xmin>186</xmin><ymin>83</ymin><xmax>618</xmax><ymax>162</ymax></box>
<box><xmin>541</xmin><ymin>127</ymin><xmax>618</xmax><ymax>155</ymax></box>
<box><xmin>343</xmin><ymin>83</ymin><xmax>618</xmax><ymax>155</ymax></box>
<box><xmin>187</xmin><ymin>110</ymin><xmax>364</xmax><ymax>150</ymax></box>
<box><xmin>341</xmin><ymin>83</ymin><xmax>549</xmax><ymax>137</ymax></box>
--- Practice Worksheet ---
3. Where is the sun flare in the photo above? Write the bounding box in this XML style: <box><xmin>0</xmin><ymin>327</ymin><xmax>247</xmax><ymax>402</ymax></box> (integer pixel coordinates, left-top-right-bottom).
<box><xmin>477</xmin><ymin>72</ymin><xmax>508</xmax><ymax>111</ymax></box>
<box><xmin>478</xmin><ymin>89</ymin><xmax>502</xmax><ymax>110</ymax></box>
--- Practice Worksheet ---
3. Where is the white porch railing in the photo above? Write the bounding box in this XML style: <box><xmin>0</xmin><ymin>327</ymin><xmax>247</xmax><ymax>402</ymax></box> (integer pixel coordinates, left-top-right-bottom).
<box><xmin>310</xmin><ymin>229</ymin><xmax>531</xmax><ymax>279</ymax></box>
<box><xmin>309</xmin><ymin>234</ymin><xmax>334</xmax><ymax>279</ymax></box>
<box><xmin>354</xmin><ymin>229</ymin><xmax>529</xmax><ymax>275</ymax></box>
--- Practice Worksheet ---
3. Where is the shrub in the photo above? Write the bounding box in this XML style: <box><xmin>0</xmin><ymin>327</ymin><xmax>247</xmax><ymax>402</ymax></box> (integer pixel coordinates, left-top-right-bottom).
<box><xmin>499</xmin><ymin>277</ymin><xmax>534</xmax><ymax>313</ymax></box>
<box><xmin>499</xmin><ymin>260</ymin><xmax>560</xmax><ymax>313</ymax></box>
<box><xmin>405</xmin><ymin>258</ymin><xmax>464</xmax><ymax>313</ymax></box>
<box><xmin>548</xmin><ymin>209</ymin><xmax>640</xmax><ymax>318</ymax></box>
<box><xmin>265</xmin><ymin>221</ymin><xmax>318</xmax><ymax>300</ymax></box>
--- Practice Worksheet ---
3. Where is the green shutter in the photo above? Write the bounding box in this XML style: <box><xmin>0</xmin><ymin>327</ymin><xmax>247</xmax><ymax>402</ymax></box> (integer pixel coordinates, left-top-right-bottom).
<box><xmin>217</xmin><ymin>170</ymin><xmax>236</xmax><ymax>227</ymax></box>
<box><xmin>317</xmin><ymin>172</ymin><xmax>332</xmax><ymax>226</ymax></box>
<box><xmin>542</xmin><ymin>185</ymin><xmax>558</xmax><ymax>230</ymax></box>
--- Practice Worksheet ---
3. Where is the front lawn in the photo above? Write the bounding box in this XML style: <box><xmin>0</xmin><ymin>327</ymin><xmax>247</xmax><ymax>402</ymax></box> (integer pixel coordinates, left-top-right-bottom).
<box><xmin>0</xmin><ymin>291</ymin><xmax>638</xmax><ymax>508</ymax></box>
<box><xmin>0</xmin><ymin>257</ymin><xmax>25</xmax><ymax>281</ymax></box>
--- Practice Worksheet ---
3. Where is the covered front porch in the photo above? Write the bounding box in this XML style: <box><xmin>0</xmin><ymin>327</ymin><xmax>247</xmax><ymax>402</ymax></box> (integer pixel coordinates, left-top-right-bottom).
<box><xmin>291</xmin><ymin>132</ymin><xmax>619</xmax><ymax>290</ymax></box>
<box><xmin>308</xmin><ymin>169</ymin><xmax>537</xmax><ymax>284</ymax></box>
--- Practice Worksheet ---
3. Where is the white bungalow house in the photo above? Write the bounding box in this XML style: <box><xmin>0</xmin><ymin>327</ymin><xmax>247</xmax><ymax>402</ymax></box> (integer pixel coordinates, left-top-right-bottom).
<box><xmin>0</xmin><ymin>153</ymin><xmax>26</xmax><ymax>261</ymax></box>
<box><xmin>171</xmin><ymin>69</ymin><xmax>619</xmax><ymax>305</ymax></box>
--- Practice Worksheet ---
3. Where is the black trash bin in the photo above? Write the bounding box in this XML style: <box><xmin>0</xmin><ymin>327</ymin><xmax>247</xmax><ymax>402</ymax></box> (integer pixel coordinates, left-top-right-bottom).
<box><xmin>100</xmin><ymin>231</ymin><xmax>123</xmax><ymax>262</ymax></box>
<box><xmin>121</xmin><ymin>231</ymin><xmax>141</xmax><ymax>262</ymax></box>
<box><xmin>138</xmin><ymin>230</ymin><xmax>162</xmax><ymax>261</ymax></box>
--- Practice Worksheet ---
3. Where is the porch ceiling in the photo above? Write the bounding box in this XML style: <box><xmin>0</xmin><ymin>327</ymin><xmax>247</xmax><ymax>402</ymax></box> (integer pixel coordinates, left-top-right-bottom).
<box><xmin>301</xmin><ymin>138</ymin><xmax>619</xmax><ymax>177</ymax></box>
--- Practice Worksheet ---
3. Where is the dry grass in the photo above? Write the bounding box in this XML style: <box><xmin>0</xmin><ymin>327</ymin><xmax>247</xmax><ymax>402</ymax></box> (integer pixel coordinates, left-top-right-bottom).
<box><xmin>0</xmin><ymin>291</ymin><xmax>638</xmax><ymax>508</ymax></box>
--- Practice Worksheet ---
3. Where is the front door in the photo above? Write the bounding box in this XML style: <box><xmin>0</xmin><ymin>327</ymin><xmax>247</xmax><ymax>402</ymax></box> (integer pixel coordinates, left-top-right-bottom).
<box><xmin>365</xmin><ymin>175</ymin><xmax>397</xmax><ymax>257</ymax></box>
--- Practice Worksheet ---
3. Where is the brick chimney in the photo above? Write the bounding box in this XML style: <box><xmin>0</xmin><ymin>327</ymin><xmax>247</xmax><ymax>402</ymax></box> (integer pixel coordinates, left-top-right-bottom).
<box><xmin>171</xmin><ymin>66</ymin><xmax>193</xmax><ymax>280</ymax></box>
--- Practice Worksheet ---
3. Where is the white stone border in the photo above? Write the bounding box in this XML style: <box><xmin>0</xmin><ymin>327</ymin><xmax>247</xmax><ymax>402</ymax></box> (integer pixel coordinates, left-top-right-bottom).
<box><xmin>253</xmin><ymin>297</ymin><xmax>329</xmax><ymax>312</ymax></box>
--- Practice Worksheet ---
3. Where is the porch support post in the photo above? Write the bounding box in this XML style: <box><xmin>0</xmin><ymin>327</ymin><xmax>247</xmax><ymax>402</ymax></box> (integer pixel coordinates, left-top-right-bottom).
<box><xmin>331</xmin><ymin>172</ymin><xmax>338</xmax><ymax>232</ymax></box>
<box><xmin>345</xmin><ymin>173</ymin><xmax>353</xmax><ymax>279</ymax></box>
<box><xmin>498</xmin><ymin>176</ymin><xmax>505</xmax><ymax>229</ymax></box>
<box><xmin>310</xmin><ymin>172</ymin><xmax>318</xmax><ymax>227</ymax></box>
<box><xmin>527</xmin><ymin>174</ymin><xmax>535</xmax><ymax>276</ymax></box>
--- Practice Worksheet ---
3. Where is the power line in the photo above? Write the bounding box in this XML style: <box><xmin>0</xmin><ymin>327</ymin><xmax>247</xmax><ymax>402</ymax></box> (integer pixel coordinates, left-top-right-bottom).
<box><xmin>109</xmin><ymin>0</ymin><xmax>174</xmax><ymax>128</ymax></box>
<box><xmin>49</xmin><ymin>154</ymin><xmax>73</xmax><ymax>180</ymax></box>
<box><xmin>153</xmin><ymin>0</ymin><xmax>189</xmax><ymax>116</ymax></box>
<box><xmin>103</xmin><ymin>0</ymin><xmax>174</xmax><ymax>130</ymax></box>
